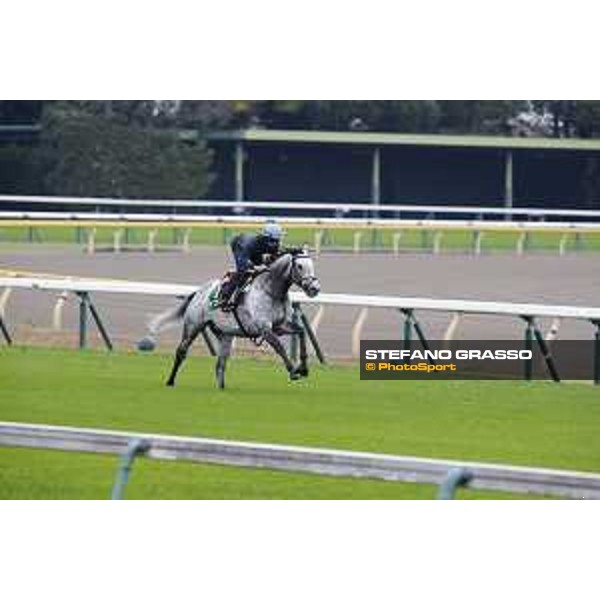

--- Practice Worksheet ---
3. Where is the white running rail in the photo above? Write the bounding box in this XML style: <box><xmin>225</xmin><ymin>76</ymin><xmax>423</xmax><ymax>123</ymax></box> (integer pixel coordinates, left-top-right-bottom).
<box><xmin>1</xmin><ymin>421</ymin><xmax>599</xmax><ymax>498</ymax></box>
<box><xmin>1</xmin><ymin>274</ymin><xmax>600</xmax><ymax>321</ymax></box>
<box><xmin>3</xmin><ymin>211</ymin><xmax>600</xmax><ymax>232</ymax></box>
<box><xmin>2</xmin><ymin>194</ymin><xmax>600</xmax><ymax>220</ymax></box>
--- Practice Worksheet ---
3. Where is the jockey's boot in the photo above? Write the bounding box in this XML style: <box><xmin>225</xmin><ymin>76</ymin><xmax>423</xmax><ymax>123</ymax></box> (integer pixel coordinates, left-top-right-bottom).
<box><xmin>219</xmin><ymin>271</ymin><xmax>245</xmax><ymax>311</ymax></box>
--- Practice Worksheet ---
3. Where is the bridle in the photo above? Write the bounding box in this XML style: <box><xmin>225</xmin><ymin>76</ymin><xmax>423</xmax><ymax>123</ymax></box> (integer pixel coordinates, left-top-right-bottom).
<box><xmin>291</xmin><ymin>253</ymin><xmax>319</xmax><ymax>291</ymax></box>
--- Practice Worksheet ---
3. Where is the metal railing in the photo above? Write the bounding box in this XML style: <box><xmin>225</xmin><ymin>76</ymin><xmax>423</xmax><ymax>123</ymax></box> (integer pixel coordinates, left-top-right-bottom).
<box><xmin>2</xmin><ymin>195</ymin><xmax>600</xmax><ymax>258</ymax></box>
<box><xmin>2</xmin><ymin>271</ymin><xmax>600</xmax><ymax>383</ymax></box>
<box><xmin>1</xmin><ymin>421</ymin><xmax>599</xmax><ymax>499</ymax></box>
<box><xmin>2</xmin><ymin>194</ymin><xmax>600</xmax><ymax>220</ymax></box>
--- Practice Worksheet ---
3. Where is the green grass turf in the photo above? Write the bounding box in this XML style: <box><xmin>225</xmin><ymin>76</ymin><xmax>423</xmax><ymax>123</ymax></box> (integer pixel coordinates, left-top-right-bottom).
<box><xmin>3</xmin><ymin>225</ymin><xmax>600</xmax><ymax>253</ymax></box>
<box><xmin>2</xmin><ymin>347</ymin><xmax>599</xmax><ymax>499</ymax></box>
<box><xmin>0</xmin><ymin>445</ymin><xmax>535</xmax><ymax>500</ymax></box>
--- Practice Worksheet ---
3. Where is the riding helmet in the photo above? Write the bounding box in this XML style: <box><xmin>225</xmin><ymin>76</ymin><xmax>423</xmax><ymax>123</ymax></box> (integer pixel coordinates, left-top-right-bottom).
<box><xmin>263</xmin><ymin>221</ymin><xmax>283</xmax><ymax>240</ymax></box>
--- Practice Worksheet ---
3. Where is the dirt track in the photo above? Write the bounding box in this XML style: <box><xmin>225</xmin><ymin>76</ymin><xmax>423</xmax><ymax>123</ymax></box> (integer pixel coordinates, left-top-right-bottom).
<box><xmin>1</xmin><ymin>245</ymin><xmax>599</xmax><ymax>357</ymax></box>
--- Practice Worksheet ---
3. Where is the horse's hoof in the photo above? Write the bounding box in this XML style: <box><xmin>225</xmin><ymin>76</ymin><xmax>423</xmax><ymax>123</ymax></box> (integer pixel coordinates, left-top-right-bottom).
<box><xmin>297</xmin><ymin>366</ymin><xmax>309</xmax><ymax>378</ymax></box>
<box><xmin>137</xmin><ymin>337</ymin><xmax>156</xmax><ymax>352</ymax></box>
<box><xmin>289</xmin><ymin>371</ymin><xmax>301</xmax><ymax>381</ymax></box>
<box><xmin>166</xmin><ymin>380</ymin><xmax>175</xmax><ymax>387</ymax></box>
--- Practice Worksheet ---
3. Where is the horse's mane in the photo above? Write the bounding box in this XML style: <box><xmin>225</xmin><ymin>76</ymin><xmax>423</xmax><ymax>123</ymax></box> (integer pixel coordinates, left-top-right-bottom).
<box><xmin>279</xmin><ymin>246</ymin><xmax>309</xmax><ymax>258</ymax></box>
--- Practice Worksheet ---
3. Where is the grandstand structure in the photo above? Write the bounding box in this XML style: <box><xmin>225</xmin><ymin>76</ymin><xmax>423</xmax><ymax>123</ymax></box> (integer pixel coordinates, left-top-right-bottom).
<box><xmin>2</xmin><ymin>116</ymin><xmax>600</xmax><ymax>213</ymax></box>
<box><xmin>206</xmin><ymin>129</ymin><xmax>600</xmax><ymax>211</ymax></box>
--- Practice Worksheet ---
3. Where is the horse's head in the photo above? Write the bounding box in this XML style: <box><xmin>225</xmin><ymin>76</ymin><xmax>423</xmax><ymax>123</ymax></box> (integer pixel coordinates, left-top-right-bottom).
<box><xmin>289</xmin><ymin>248</ymin><xmax>320</xmax><ymax>298</ymax></box>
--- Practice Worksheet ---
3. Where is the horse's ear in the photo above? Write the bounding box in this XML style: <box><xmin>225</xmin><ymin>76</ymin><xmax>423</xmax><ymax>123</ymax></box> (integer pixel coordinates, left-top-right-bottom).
<box><xmin>301</xmin><ymin>243</ymin><xmax>310</xmax><ymax>255</ymax></box>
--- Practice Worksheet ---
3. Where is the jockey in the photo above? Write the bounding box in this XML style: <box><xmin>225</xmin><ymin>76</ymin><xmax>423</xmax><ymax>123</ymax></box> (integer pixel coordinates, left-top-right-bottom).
<box><xmin>219</xmin><ymin>221</ymin><xmax>284</xmax><ymax>309</ymax></box>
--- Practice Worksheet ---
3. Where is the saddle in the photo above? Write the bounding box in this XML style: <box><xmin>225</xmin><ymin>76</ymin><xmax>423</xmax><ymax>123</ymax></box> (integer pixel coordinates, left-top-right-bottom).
<box><xmin>218</xmin><ymin>268</ymin><xmax>263</xmax><ymax>312</ymax></box>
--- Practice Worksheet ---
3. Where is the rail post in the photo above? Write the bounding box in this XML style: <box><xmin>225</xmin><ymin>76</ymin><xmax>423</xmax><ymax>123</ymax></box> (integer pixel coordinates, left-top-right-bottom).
<box><xmin>472</xmin><ymin>230</ymin><xmax>483</xmax><ymax>255</ymax></box>
<box><xmin>87</xmin><ymin>296</ymin><xmax>114</xmax><ymax>351</ymax></box>
<box><xmin>52</xmin><ymin>291</ymin><xmax>69</xmax><ymax>331</ymax></box>
<box><xmin>437</xmin><ymin>468</ymin><xmax>473</xmax><ymax>499</ymax></box>
<box><xmin>531</xmin><ymin>320</ymin><xmax>560</xmax><ymax>383</ymax></box>
<box><xmin>76</xmin><ymin>292</ymin><xmax>113</xmax><ymax>351</ymax></box>
<box><xmin>521</xmin><ymin>316</ymin><xmax>560</xmax><ymax>383</ymax></box>
<box><xmin>78</xmin><ymin>292</ymin><xmax>89</xmax><ymax>349</ymax></box>
<box><xmin>113</xmin><ymin>229</ymin><xmax>124</xmax><ymax>253</ymax></box>
<box><xmin>516</xmin><ymin>232</ymin><xmax>527</xmax><ymax>255</ymax></box>
<box><xmin>86</xmin><ymin>228</ymin><xmax>96</xmax><ymax>254</ymax></box>
<box><xmin>314</xmin><ymin>230</ymin><xmax>324</xmax><ymax>256</ymax></box>
<box><xmin>559</xmin><ymin>233</ymin><xmax>569</xmax><ymax>256</ymax></box>
<box><xmin>147</xmin><ymin>229</ymin><xmax>158</xmax><ymax>253</ymax></box>
<box><xmin>0</xmin><ymin>313</ymin><xmax>12</xmax><ymax>345</ymax></box>
<box><xmin>432</xmin><ymin>231</ymin><xmax>443</xmax><ymax>254</ymax></box>
<box><xmin>523</xmin><ymin>317</ymin><xmax>534</xmax><ymax>381</ymax></box>
<box><xmin>0</xmin><ymin>286</ymin><xmax>12</xmax><ymax>344</ymax></box>
<box><xmin>111</xmin><ymin>438</ymin><xmax>151</xmax><ymax>500</ymax></box>
<box><xmin>352</xmin><ymin>307</ymin><xmax>369</xmax><ymax>358</ymax></box>
<box><xmin>182</xmin><ymin>228</ymin><xmax>191</xmax><ymax>253</ymax></box>
<box><xmin>392</xmin><ymin>231</ymin><xmax>403</xmax><ymax>255</ymax></box>
<box><xmin>443</xmin><ymin>312</ymin><xmax>462</xmax><ymax>343</ymax></box>
<box><xmin>593</xmin><ymin>320</ymin><xmax>600</xmax><ymax>386</ymax></box>
<box><xmin>401</xmin><ymin>309</ymin><xmax>413</xmax><ymax>351</ymax></box>
<box><xmin>353</xmin><ymin>231</ymin><xmax>362</xmax><ymax>254</ymax></box>
<box><xmin>300</xmin><ymin>306</ymin><xmax>326</xmax><ymax>364</ymax></box>
<box><xmin>400</xmin><ymin>308</ymin><xmax>435</xmax><ymax>361</ymax></box>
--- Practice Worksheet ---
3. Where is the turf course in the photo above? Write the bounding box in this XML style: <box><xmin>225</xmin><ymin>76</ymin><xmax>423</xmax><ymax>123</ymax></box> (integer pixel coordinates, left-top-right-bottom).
<box><xmin>1</xmin><ymin>346</ymin><xmax>599</xmax><ymax>499</ymax></box>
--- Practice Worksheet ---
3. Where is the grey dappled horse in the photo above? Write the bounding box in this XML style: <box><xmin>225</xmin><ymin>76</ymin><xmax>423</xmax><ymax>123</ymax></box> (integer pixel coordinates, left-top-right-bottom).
<box><xmin>141</xmin><ymin>250</ymin><xmax>320</xmax><ymax>389</ymax></box>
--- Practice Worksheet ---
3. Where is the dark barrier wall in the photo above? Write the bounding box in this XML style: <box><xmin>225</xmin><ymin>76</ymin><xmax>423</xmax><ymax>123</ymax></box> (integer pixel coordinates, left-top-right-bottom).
<box><xmin>210</xmin><ymin>142</ymin><xmax>236</xmax><ymax>199</ymax></box>
<box><xmin>0</xmin><ymin>145</ymin><xmax>40</xmax><ymax>195</ymax></box>
<box><xmin>246</xmin><ymin>143</ymin><xmax>372</xmax><ymax>202</ymax></box>
<box><xmin>210</xmin><ymin>142</ymin><xmax>371</xmax><ymax>202</ymax></box>
<box><xmin>513</xmin><ymin>151</ymin><xmax>591</xmax><ymax>209</ymax></box>
<box><xmin>381</xmin><ymin>147</ymin><xmax>504</xmax><ymax>206</ymax></box>
<box><xmin>208</xmin><ymin>140</ymin><xmax>600</xmax><ymax>210</ymax></box>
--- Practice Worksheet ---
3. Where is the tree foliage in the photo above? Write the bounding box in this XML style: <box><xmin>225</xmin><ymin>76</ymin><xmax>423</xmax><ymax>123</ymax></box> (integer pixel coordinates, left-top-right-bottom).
<box><xmin>216</xmin><ymin>100</ymin><xmax>600</xmax><ymax>136</ymax></box>
<box><xmin>574</xmin><ymin>101</ymin><xmax>600</xmax><ymax>138</ymax></box>
<box><xmin>35</xmin><ymin>102</ymin><xmax>213</xmax><ymax>198</ymax></box>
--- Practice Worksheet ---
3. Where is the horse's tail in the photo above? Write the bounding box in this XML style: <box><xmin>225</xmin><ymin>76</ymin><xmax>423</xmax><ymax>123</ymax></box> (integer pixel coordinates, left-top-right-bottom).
<box><xmin>150</xmin><ymin>294</ymin><xmax>194</xmax><ymax>335</ymax></box>
<box><xmin>137</xmin><ymin>289</ymin><xmax>199</xmax><ymax>351</ymax></box>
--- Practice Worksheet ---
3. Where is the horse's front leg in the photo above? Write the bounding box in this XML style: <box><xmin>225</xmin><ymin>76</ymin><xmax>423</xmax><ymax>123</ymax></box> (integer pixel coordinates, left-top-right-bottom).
<box><xmin>277</xmin><ymin>321</ymin><xmax>309</xmax><ymax>378</ymax></box>
<box><xmin>215</xmin><ymin>334</ymin><xmax>234</xmax><ymax>389</ymax></box>
<box><xmin>261</xmin><ymin>328</ymin><xmax>302</xmax><ymax>381</ymax></box>
<box><xmin>294</xmin><ymin>326</ymin><xmax>309</xmax><ymax>378</ymax></box>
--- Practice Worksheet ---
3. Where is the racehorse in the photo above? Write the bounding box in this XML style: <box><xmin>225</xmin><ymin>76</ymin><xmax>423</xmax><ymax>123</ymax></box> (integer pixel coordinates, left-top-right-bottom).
<box><xmin>139</xmin><ymin>248</ymin><xmax>321</xmax><ymax>389</ymax></box>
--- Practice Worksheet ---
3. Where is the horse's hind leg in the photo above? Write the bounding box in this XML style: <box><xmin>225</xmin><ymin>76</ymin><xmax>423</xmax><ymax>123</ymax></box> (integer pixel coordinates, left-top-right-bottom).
<box><xmin>295</xmin><ymin>327</ymin><xmax>309</xmax><ymax>378</ymax></box>
<box><xmin>261</xmin><ymin>329</ymin><xmax>300</xmax><ymax>381</ymax></box>
<box><xmin>215</xmin><ymin>334</ymin><xmax>234</xmax><ymax>389</ymax></box>
<box><xmin>166</xmin><ymin>323</ymin><xmax>203</xmax><ymax>387</ymax></box>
